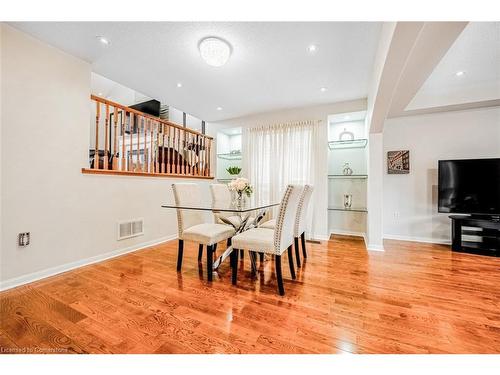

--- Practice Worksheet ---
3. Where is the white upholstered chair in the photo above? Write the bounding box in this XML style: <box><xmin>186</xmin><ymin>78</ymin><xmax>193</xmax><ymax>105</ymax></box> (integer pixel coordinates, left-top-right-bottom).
<box><xmin>231</xmin><ymin>184</ymin><xmax>304</xmax><ymax>296</ymax></box>
<box><xmin>210</xmin><ymin>183</ymin><xmax>256</xmax><ymax>261</ymax></box>
<box><xmin>293</xmin><ymin>185</ymin><xmax>314</xmax><ymax>267</ymax></box>
<box><xmin>260</xmin><ymin>184</ymin><xmax>313</xmax><ymax>268</ymax></box>
<box><xmin>258</xmin><ymin>219</ymin><xmax>276</xmax><ymax>230</ymax></box>
<box><xmin>209</xmin><ymin>184</ymin><xmax>242</xmax><ymax>228</ymax></box>
<box><xmin>172</xmin><ymin>183</ymin><xmax>235</xmax><ymax>281</ymax></box>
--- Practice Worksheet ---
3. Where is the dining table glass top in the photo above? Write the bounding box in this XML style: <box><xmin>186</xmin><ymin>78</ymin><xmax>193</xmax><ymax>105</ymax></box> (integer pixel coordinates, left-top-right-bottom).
<box><xmin>161</xmin><ymin>197</ymin><xmax>279</xmax><ymax>271</ymax></box>
<box><xmin>161</xmin><ymin>199</ymin><xmax>280</xmax><ymax>213</ymax></box>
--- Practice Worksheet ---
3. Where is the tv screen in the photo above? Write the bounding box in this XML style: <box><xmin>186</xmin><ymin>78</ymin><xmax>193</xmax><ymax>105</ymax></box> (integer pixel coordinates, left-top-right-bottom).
<box><xmin>438</xmin><ymin>158</ymin><xmax>500</xmax><ymax>215</ymax></box>
<box><xmin>129</xmin><ymin>99</ymin><xmax>161</xmax><ymax>117</ymax></box>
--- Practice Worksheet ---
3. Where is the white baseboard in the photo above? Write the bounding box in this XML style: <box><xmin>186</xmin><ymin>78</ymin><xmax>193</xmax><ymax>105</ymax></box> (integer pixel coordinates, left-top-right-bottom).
<box><xmin>0</xmin><ymin>234</ymin><xmax>177</xmax><ymax>292</ymax></box>
<box><xmin>329</xmin><ymin>229</ymin><xmax>366</xmax><ymax>239</ymax></box>
<box><xmin>314</xmin><ymin>234</ymin><xmax>330</xmax><ymax>241</ymax></box>
<box><xmin>367</xmin><ymin>243</ymin><xmax>385</xmax><ymax>252</ymax></box>
<box><xmin>383</xmin><ymin>234</ymin><xmax>451</xmax><ymax>245</ymax></box>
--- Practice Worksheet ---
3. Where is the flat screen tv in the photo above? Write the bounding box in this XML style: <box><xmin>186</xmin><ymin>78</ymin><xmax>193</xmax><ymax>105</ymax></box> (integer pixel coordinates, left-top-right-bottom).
<box><xmin>129</xmin><ymin>99</ymin><xmax>161</xmax><ymax>117</ymax></box>
<box><xmin>438</xmin><ymin>158</ymin><xmax>500</xmax><ymax>216</ymax></box>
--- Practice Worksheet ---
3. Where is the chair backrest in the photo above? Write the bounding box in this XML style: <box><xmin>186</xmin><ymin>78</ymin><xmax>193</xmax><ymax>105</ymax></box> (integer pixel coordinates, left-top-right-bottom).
<box><xmin>294</xmin><ymin>184</ymin><xmax>314</xmax><ymax>237</ymax></box>
<box><xmin>209</xmin><ymin>184</ymin><xmax>233</xmax><ymax>223</ymax></box>
<box><xmin>171</xmin><ymin>183</ymin><xmax>205</xmax><ymax>236</ymax></box>
<box><xmin>273</xmin><ymin>185</ymin><xmax>304</xmax><ymax>254</ymax></box>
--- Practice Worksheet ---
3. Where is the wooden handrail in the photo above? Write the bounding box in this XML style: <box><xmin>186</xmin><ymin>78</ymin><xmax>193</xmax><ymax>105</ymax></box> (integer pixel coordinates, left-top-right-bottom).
<box><xmin>81</xmin><ymin>168</ymin><xmax>214</xmax><ymax>179</ymax></box>
<box><xmin>87</xmin><ymin>95</ymin><xmax>213</xmax><ymax>179</ymax></box>
<box><xmin>90</xmin><ymin>95</ymin><xmax>212</xmax><ymax>139</ymax></box>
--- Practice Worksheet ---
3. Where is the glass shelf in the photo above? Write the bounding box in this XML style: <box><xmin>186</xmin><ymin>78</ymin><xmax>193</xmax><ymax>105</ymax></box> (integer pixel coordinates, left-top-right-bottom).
<box><xmin>328</xmin><ymin>139</ymin><xmax>368</xmax><ymax>150</ymax></box>
<box><xmin>217</xmin><ymin>151</ymin><xmax>242</xmax><ymax>160</ymax></box>
<box><xmin>328</xmin><ymin>207</ymin><xmax>368</xmax><ymax>213</ymax></box>
<box><xmin>216</xmin><ymin>178</ymin><xmax>233</xmax><ymax>182</ymax></box>
<box><xmin>328</xmin><ymin>174</ymin><xmax>368</xmax><ymax>179</ymax></box>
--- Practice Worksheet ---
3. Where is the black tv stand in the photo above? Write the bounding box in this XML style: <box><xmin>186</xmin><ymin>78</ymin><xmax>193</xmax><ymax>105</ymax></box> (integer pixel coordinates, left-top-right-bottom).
<box><xmin>470</xmin><ymin>214</ymin><xmax>500</xmax><ymax>222</ymax></box>
<box><xmin>449</xmin><ymin>215</ymin><xmax>500</xmax><ymax>257</ymax></box>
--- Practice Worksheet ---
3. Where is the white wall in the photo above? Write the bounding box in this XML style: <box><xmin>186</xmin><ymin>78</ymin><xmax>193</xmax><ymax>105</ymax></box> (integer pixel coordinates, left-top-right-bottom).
<box><xmin>0</xmin><ymin>24</ymin><xmax>212</xmax><ymax>290</ymax></box>
<box><xmin>169</xmin><ymin>107</ymin><xmax>203</xmax><ymax>133</ymax></box>
<box><xmin>210</xmin><ymin>99</ymin><xmax>367</xmax><ymax>240</ymax></box>
<box><xmin>367</xmin><ymin>133</ymin><xmax>384</xmax><ymax>250</ymax></box>
<box><xmin>383</xmin><ymin>107</ymin><xmax>500</xmax><ymax>244</ymax></box>
<box><xmin>91</xmin><ymin>72</ymin><xmax>141</xmax><ymax>106</ymax></box>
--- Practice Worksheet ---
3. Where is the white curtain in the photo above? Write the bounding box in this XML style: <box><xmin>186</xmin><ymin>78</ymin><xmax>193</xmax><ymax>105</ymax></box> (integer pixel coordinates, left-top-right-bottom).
<box><xmin>242</xmin><ymin>120</ymin><xmax>320</xmax><ymax>236</ymax></box>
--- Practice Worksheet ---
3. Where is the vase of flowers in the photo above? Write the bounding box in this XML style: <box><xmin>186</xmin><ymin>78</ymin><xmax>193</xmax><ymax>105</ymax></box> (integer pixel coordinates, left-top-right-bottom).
<box><xmin>228</xmin><ymin>177</ymin><xmax>253</xmax><ymax>207</ymax></box>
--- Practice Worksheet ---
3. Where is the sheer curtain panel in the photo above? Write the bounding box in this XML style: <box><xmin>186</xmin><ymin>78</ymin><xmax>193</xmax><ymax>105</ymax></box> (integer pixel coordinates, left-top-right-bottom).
<box><xmin>242</xmin><ymin>120</ymin><xmax>320</xmax><ymax>236</ymax></box>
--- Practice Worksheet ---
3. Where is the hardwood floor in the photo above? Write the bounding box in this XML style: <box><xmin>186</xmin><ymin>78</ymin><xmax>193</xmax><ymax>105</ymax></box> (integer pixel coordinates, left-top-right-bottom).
<box><xmin>1</xmin><ymin>237</ymin><xmax>499</xmax><ymax>354</ymax></box>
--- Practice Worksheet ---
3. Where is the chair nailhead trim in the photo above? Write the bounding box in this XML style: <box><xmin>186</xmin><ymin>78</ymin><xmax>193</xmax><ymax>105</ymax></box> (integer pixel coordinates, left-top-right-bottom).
<box><xmin>294</xmin><ymin>185</ymin><xmax>313</xmax><ymax>236</ymax></box>
<box><xmin>172</xmin><ymin>184</ymin><xmax>184</xmax><ymax>238</ymax></box>
<box><xmin>273</xmin><ymin>185</ymin><xmax>294</xmax><ymax>254</ymax></box>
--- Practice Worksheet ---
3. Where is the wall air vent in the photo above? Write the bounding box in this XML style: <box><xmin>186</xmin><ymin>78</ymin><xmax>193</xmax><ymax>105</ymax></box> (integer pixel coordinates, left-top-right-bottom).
<box><xmin>117</xmin><ymin>218</ymin><xmax>144</xmax><ymax>240</ymax></box>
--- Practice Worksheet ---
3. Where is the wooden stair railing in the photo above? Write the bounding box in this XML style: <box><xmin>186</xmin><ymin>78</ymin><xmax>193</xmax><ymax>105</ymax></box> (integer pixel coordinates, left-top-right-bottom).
<box><xmin>83</xmin><ymin>95</ymin><xmax>213</xmax><ymax>179</ymax></box>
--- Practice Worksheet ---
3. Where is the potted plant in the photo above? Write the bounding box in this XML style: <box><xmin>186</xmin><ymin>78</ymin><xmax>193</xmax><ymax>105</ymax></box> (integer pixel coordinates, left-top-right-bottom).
<box><xmin>226</xmin><ymin>166</ymin><xmax>242</xmax><ymax>176</ymax></box>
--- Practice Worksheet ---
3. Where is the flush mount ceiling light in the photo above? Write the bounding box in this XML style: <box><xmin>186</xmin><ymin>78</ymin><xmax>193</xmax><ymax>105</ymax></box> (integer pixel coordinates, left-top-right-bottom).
<box><xmin>96</xmin><ymin>36</ymin><xmax>110</xmax><ymax>46</ymax></box>
<box><xmin>308</xmin><ymin>44</ymin><xmax>318</xmax><ymax>53</ymax></box>
<box><xmin>199</xmin><ymin>37</ymin><xmax>231</xmax><ymax>67</ymax></box>
<box><xmin>455</xmin><ymin>71</ymin><xmax>465</xmax><ymax>77</ymax></box>
<box><xmin>216</xmin><ymin>107</ymin><xmax>223</xmax><ymax>111</ymax></box>
<box><xmin>320</xmin><ymin>87</ymin><xmax>327</xmax><ymax>92</ymax></box>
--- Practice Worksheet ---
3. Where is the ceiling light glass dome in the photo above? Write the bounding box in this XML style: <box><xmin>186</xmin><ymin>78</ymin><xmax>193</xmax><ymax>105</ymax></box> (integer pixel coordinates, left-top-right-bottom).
<box><xmin>199</xmin><ymin>37</ymin><xmax>231</xmax><ymax>67</ymax></box>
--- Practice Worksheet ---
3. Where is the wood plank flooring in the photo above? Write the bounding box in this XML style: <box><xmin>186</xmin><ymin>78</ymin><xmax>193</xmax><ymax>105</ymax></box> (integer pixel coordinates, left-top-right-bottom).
<box><xmin>1</xmin><ymin>237</ymin><xmax>499</xmax><ymax>354</ymax></box>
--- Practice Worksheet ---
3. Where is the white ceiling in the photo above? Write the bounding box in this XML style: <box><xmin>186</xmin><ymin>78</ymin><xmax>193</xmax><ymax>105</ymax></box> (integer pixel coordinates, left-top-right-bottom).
<box><xmin>407</xmin><ymin>22</ymin><xmax>500</xmax><ymax>111</ymax></box>
<box><xmin>9</xmin><ymin>22</ymin><xmax>382</xmax><ymax>121</ymax></box>
<box><xmin>329</xmin><ymin>110</ymin><xmax>366</xmax><ymax>123</ymax></box>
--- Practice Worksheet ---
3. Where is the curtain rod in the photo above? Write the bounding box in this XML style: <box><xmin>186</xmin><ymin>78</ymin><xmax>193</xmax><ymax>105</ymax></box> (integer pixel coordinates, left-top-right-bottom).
<box><xmin>248</xmin><ymin>119</ymin><xmax>323</xmax><ymax>131</ymax></box>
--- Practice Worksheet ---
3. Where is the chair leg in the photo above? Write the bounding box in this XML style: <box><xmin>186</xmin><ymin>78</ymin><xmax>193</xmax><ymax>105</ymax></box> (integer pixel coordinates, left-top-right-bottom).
<box><xmin>232</xmin><ymin>248</ymin><xmax>239</xmax><ymax>285</ymax></box>
<box><xmin>250</xmin><ymin>251</ymin><xmax>257</xmax><ymax>276</ymax></box>
<box><xmin>301</xmin><ymin>232</ymin><xmax>307</xmax><ymax>258</ymax></box>
<box><xmin>198</xmin><ymin>244</ymin><xmax>203</xmax><ymax>262</ymax></box>
<box><xmin>227</xmin><ymin>238</ymin><xmax>232</xmax><ymax>247</ymax></box>
<box><xmin>294</xmin><ymin>237</ymin><xmax>301</xmax><ymax>268</ymax></box>
<box><xmin>287</xmin><ymin>245</ymin><xmax>296</xmax><ymax>280</ymax></box>
<box><xmin>177</xmin><ymin>239</ymin><xmax>184</xmax><ymax>271</ymax></box>
<box><xmin>275</xmin><ymin>255</ymin><xmax>285</xmax><ymax>296</ymax></box>
<box><xmin>259</xmin><ymin>253</ymin><xmax>264</xmax><ymax>262</ymax></box>
<box><xmin>213</xmin><ymin>243</ymin><xmax>218</xmax><ymax>255</ymax></box>
<box><xmin>230</xmin><ymin>247</ymin><xmax>235</xmax><ymax>269</ymax></box>
<box><xmin>240</xmin><ymin>249</ymin><xmax>244</xmax><ymax>258</ymax></box>
<box><xmin>207</xmin><ymin>245</ymin><xmax>213</xmax><ymax>282</ymax></box>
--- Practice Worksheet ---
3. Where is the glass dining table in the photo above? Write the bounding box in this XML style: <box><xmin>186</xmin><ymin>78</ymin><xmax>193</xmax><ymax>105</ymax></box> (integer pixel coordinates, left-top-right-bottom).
<box><xmin>161</xmin><ymin>198</ymin><xmax>280</xmax><ymax>271</ymax></box>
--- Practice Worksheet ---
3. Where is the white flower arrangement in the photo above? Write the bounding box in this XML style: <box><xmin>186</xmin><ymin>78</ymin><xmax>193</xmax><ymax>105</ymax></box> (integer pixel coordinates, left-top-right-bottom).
<box><xmin>228</xmin><ymin>177</ymin><xmax>253</xmax><ymax>197</ymax></box>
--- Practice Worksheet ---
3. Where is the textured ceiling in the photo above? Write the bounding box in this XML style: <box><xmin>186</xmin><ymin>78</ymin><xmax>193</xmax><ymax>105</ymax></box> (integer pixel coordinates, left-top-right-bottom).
<box><xmin>407</xmin><ymin>22</ymin><xmax>500</xmax><ymax>110</ymax></box>
<box><xmin>10</xmin><ymin>22</ymin><xmax>382</xmax><ymax>121</ymax></box>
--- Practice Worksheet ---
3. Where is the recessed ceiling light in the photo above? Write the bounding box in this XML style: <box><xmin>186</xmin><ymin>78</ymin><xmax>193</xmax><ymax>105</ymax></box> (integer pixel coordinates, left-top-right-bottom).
<box><xmin>96</xmin><ymin>36</ymin><xmax>110</xmax><ymax>46</ymax></box>
<box><xmin>199</xmin><ymin>37</ymin><xmax>231</xmax><ymax>67</ymax></box>
<box><xmin>455</xmin><ymin>71</ymin><xmax>465</xmax><ymax>77</ymax></box>
<box><xmin>320</xmin><ymin>87</ymin><xmax>327</xmax><ymax>92</ymax></box>
<box><xmin>308</xmin><ymin>44</ymin><xmax>318</xmax><ymax>53</ymax></box>
<box><xmin>216</xmin><ymin>107</ymin><xmax>223</xmax><ymax>111</ymax></box>
<box><xmin>176</xmin><ymin>83</ymin><xmax>183</xmax><ymax>88</ymax></box>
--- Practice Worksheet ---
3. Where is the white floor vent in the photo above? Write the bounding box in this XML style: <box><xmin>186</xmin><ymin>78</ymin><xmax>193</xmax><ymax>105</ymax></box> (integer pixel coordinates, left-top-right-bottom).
<box><xmin>117</xmin><ymin>218</ymin><xmax>144</xmax><ymax>240</ymax></box>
